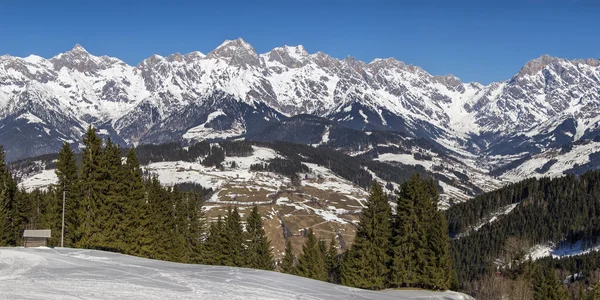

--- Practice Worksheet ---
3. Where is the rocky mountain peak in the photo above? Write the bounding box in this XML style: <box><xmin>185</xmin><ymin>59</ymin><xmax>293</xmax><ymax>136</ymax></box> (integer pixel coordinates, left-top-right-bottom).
<box><xmin>517</xmin><ymin>54</ymin><xmax>562</xmax><ymax>76</ymax></box>
<box><xmin>71</xmin><ymin>44</ymin><xmax>89</xmax><ymax>54</ymax></box>
<box><xmin>206</xmin><ymin>38</ymin><xmax>260</xmax><ymax>67</ymax></box>
<box><xmin>265</xmin><ymin>45</ymin><xmax>309</xmax><ymax>68</ymax></box>
<box><xmin>166</xmin><ymin>53</ymin><xmax>184</xmax><ymax>63</ymax></box>
<box><xmin>183</xmin><ymin>51</ymin><xmax>206</xmax><ymax>62</ymax></box>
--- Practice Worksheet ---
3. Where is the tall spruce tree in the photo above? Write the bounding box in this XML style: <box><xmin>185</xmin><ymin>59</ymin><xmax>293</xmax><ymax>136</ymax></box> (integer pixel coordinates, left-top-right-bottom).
<box><xmin>184</xmin><ymin>192</ymin><xmax>204</xmax><ymax>264</ymax></box>
<box><xmin>0</xmin><ymin>145</ymin><xmax>19</xmax><ymax>246</ymax></box>
<box><xmin>390</xmin><ymin>178</ymin><xmax>419</xmax><ymax>288</ymax></box>
<box><xmin>103</xmin><ymin>139</ymin><xmax>129</xmax><ymax>252</ymax></box>
<box><xmin>325</xmin><ymin>236</ymin><xmax>341</xmax><ymax>284</ymax></box>
<box><xmin>295</xmin><ymin>228</ymin><xmax>328</xmax><ymax>281</ymax></box>
<box><xmin>54</xmin><ymin>142</ymin><xmax>81</xmax><ymax>247</ymax></box>
<box><xmin>123</xmin><ymin>148</ymin><xmax>153</xmax><ymax>257</ymax></box>
<box><xmin>223</xmin><ymin>207</ymin><xmax>245</xmax><ymax>266</ymax></box>
<box><xmin>422</xmin><ymin>177</ymin><xmax>454</xmax><ymax>290</ymax></box>
<box><xmin>203</xmin><ymin>215</ymin><xmax>228</xmax><ymax>265</ymax></box>
<box><xmin>341</xmin><ymin>182</ymin><xmax>391</xmax><ymax>290</ymax></box>
<box><xmin>78</xmin><ymin>126</ymin><xmax>108</xmax><ymax>249</ymax></box>
<box><xmin>245</xmin><ymin>206</ymin><xmax>274</xmax><ymax>270</ymax></box>
<box><xmin>171</xmin><ymin>186</ymin><xmax>188</xmax><ymax>262</ymax></box>
<box><xmin>280</xmin><ymin>239</ymin><xmax>296</xmax><ymax>274</ymax></box>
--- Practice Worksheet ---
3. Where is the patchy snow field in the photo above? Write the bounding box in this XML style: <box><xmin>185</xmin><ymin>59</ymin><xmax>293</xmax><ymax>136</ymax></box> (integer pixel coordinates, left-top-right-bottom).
<box><xmin>528</xmin><ymin>240</ymin><xmax>600</xmax><ymax>260</ymax></box>
<box><xmin>0</xmin><ymin>247</ymin><xmax>472</xmax><ymax>300</ymax></box>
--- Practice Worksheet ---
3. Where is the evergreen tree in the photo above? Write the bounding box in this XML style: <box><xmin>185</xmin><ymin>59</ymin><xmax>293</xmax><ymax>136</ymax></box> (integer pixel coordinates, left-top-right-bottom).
<box><xmin>184</xmin><ymin>192</ymin><xmax>204</xmax><ymax>264</ymax></box>
<box><xmin>54</xmin><ymin>142</ymin><xmax>81</xmax><ymax>247</ymax></box>
<box><xmin>123</xmin><ymin>148</ymin><xmax>153</xmax><ymax>257</ymax></box>
<box><xmin>534</xmin><ymin>266</ymin><xmax>567</xmax><ymax>300</ymax></box>
<box><xmin>203</xmin><ymin>216</ymin><xmax>227</xmax><ymax>265</ymax></box>
<box><xmin>280</xmin><ymin>239</ymin><xmax>296</xmax><ymax>274</ymax></box>
<box><xmin>0</xmin><ymin>145</ymin><xmax>19</xmax><ymax>246</ymax></box>
<box><xmin>341</xmin><ymin>182</ymin><xmax>391</xmax><ymax>290</ymax></box>
<box><xmin>102</xmin><ymin>139</ymin><xmax>129</xmax><ymax>252</ymax></box>
<box><xmin>170</xmin><ymin>186</ymin><xmax>188</xmax><ymax>262</ymax></box>
<box><xmin>422</xmin><ymin>177</ymin><xmax>454</xmax><ymax>290</ymax></box>
<box><xmin>325</xmin><ymin>236</ymin><xmax>341</xmax><ymax>284</ymax></box>
<box><xmin>390</xmin><ymin>178</ymin><xmax>419</xmax><ymax>288</ymax></box>
<box><xmin>295</xmin><ymin>228</ymin><xmax>328</xmax><ymax>281</ymax></box>
<box><xmin>245</xmin><ymin>206</ymin><xmax>274</xmax><ymax>270</ymax></box>
<box><xmin>223</xmin><ymin>207</ymin><xmax>245</xmax><ymax>266</ymax></box>
<box><xmin>78</xmin><ymin>126</ymin><xmax>108</xmax><ymax>249</ymax></box>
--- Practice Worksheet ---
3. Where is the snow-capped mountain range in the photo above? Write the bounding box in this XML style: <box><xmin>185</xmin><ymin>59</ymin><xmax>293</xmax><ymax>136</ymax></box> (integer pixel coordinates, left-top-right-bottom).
<box><xmin>1</xmin><ymin>38</ymin><xmax>600</xmax><ymax>183</ymax></box>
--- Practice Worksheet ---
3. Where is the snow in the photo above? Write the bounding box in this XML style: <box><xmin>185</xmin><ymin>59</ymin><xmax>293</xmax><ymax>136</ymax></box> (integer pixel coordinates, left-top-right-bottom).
<box><xmin>374</xmin><ymin>153</ymin><xmax>435</xmax><ymax>170</ymax></box>
<box><xmin>19</xmin><ymin>169</ymin><xmax>58</xmax><ymax>192</ymax></box>
<box><xmin>17</xmin><ymin>112</ymin><xmax>45</xmax><ymax>124</ymax></box>
<box><xmin>501</xmin><ymin>141</ymin><xmax>600</xmax><ymax>181</ymax></box>
<box><xmin>183</xmin><ymin>110</ymin><xmax>245</xmax><ymax>141</ymax></box>
<box><xmin>473</xmin><ymin>203</ymin><xmax>518</xmax><ymax>231</ymax></box>
<box><xmin>529</xmin><ymin>240</ymin><xmax>600</xmax><ymax>260</ymax></box>
<box><xmin>312</xmin><ymin>126</ymin><xmax>330</xmax><ymax>147</ymax></box>
<box><xmin>0</xmin><ymin>247</ymin><xmax>472</xmax><ymax>300</ymax></box>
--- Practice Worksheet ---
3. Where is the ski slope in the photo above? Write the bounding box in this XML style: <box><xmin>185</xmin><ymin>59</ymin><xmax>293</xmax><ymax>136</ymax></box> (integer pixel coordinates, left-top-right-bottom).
<box><xmin>0</xmin><ymin>247</ymin><xmax>472</xmax><ymax>300</ymax></box>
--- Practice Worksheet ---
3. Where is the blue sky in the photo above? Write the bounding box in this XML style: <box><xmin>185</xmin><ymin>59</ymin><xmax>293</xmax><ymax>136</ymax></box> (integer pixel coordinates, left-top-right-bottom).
<box><xmin>1</xmin><ymin>0</ymin><xmax>598</xmax><ymax>84</ymax></box>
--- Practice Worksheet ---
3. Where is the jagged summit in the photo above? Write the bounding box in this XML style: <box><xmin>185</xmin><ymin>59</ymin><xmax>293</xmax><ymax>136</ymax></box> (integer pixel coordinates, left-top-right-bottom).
<box><xmin>517</xmin><ymin>54</ymin><xmax>561</xmax><ymax>76</ymax></box>
<box><xmin>71</xmin><ymin>44</ymin><xmax>88</xmax><ymax>54</ymax></box>
<box><xmin>206</xmin><ymin>37</ymin><xmax>260</xmax><ymax>66</ymax></box>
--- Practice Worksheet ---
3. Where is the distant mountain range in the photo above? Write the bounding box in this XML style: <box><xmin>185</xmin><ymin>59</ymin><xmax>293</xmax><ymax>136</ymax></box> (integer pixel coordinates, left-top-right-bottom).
<box><xmin>1</xmin><ymin>38</ymin><xmax>600</xmax><ymax>193</ymax></box>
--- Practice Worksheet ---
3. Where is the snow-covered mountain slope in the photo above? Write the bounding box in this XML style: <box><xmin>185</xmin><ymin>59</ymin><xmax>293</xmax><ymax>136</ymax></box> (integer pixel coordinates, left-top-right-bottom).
<box><xmin>2</xmin><ymin>39</ymin><xmax>600</xmax><ymax>186</ymax></box>
<box><xmin>0</xmin><ymin>247</ymin><xmax>473</xmax><ymax>300</ymax></box>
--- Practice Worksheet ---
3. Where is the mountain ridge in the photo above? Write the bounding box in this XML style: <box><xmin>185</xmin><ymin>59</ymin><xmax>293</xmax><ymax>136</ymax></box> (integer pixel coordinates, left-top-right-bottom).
<box><xmin>1</xmin><ymin>39</ymin><xmax>600</xmax><ymax>192</ymax></box>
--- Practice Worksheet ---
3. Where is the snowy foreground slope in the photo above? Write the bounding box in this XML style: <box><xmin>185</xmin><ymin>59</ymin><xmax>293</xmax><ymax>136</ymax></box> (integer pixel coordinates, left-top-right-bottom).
<box><xmin>0</xmin><ymin>247</ymin><xmax>472</xmax><ymax>300</ymax></box>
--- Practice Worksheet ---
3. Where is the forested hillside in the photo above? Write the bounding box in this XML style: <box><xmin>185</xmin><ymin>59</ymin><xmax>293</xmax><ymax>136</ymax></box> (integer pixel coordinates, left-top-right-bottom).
<box><xmin>448</xmin><ymin>171</ymin><xmax>600</xmax><ymax>298</ymax></box>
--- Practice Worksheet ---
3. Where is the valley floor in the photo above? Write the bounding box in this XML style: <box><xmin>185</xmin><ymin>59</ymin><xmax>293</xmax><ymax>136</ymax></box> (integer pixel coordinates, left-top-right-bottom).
<box><xmin>0</xmin><ymin>247</ymin><xmax>471</xmax><ymax>300</ymax></box>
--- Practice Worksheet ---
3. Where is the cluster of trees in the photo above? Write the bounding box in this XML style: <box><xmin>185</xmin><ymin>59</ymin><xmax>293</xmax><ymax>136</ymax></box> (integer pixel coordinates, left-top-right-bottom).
<box><xmin>0</xmin><ymin>127</ymin><xmax>274</xmax><ymax>269</ymax></box>
<box><xmin>202</xmin><ymin>206</ymin><xmax>274</xmax><ymax>270</ymax></box>
<box><xmin>278</xmin><ymin>176</ymin><xmax>455</xmax><ymax>291</ymax></box>
<box><xmin>249</xmin><ymin>158</ymin><xmax>310</xmax><ymax>177</ymax></box>
<box><xmin>134</xmin><ymin>141</ymin><xmax>253</xmax><ymax>167</ymax></box>
<box><xmin>341</xmin><ymin>176</ymin><xmax>454</xmax><ymax>290</ymax></box>
<box><xmin>279</xmin><ymin>229</ymin><xmax>340</xmax><ymax>283</ymax></box>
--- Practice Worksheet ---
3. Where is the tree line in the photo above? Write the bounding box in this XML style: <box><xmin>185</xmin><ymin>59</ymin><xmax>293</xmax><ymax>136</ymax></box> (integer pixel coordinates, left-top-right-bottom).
<box><xmin>279</xmin><ymin>175</ymin><xmax>455</xmax><ymax>291</ymax></box>
<box><xmin>1</xmin><ymin>129</ymin><xmax>456</xmax><ymax>293</ymax></box>
<box><xmin>0</xmin><ymin>127</ymin><xmax>273</xmax><ymax>268</ymax></box>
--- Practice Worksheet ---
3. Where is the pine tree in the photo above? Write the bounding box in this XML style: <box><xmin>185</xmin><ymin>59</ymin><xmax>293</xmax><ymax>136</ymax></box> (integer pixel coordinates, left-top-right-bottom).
<box><xmin>390</xmin><ymin>178</ymin><xmax>419</xmax><ymax>288</ymax></box>
<box><xmin>325</xmin><ymin>236</ymin><xmax>340</xmax><ymax>283</ymax></box>
<box><xmin>78</xmin><ymin>126</ymin><xmax>109</xmax><ymax>249</ymax></box>
<box><xmin>422</xmin><ymin>177</ymin><xmax>454</xmax><ymax>290</ymax></box>
<box><xmin>341</xmin><ymin>182</ymin><xmax>391</xmax><ymax>290</ymax></box>
<box><xmin>545</xmin><ymin>268</ymin><xmax>567</xmax><ymax>300</ymax></box>
<box><xmin>54</xmin><ymin>142</ymin><xmax>81</xmax><ymax>247</ymax></box>
<box><xmin>146</xmin><ymin>177</ymin><xmax>177</xmax><ymax>261</ymax></box>
<box><xmin>0</xmin><ymin>145</ymin><xmax>19</xmax><ymax>246</ymax></box>
<box><xmin>222</xmin><ymin>207</ymin><xmax>245</xmax><ymax>266</ymax></box>
<box><xmin>203</xmin><ymin>216</ymin><xmax>227</xmax><ymax>265</ymax></box>
<box><xmin>123</xmin><ymin>148</ymin><xmax>153</xmax><ymax>257</ymax></box>
<box><xmin>184</xmin><ymin>192</ymin><xmax>204</xmax><ymax>264</ymax></box>
<box><xmin>245</xmin><ymin>206</ymin><xmax>274</xmax><ymax>270</ymax></box>
<box><xmin>171</xmin><ymin>186</ymin><xmax>188</xmax><ymax>262</ymax></box>
<box><xmin>295</xmin><ymin>228</ymin><xmax>328</xmax><ymax>281</ymax></box>
<box><xmin>103</xmin><ymin>139</ymin><xmax>129</xmax><ymax>252</ymax></box>
<box><xmin>280</xmin><ymin>239</ymin><xmax>296</xmax><ymax>274</ymax></box>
